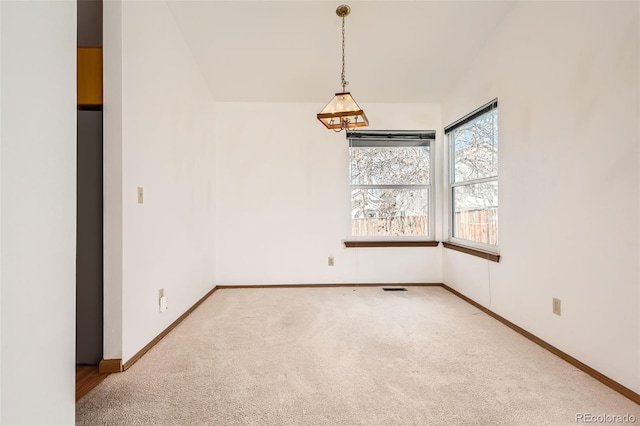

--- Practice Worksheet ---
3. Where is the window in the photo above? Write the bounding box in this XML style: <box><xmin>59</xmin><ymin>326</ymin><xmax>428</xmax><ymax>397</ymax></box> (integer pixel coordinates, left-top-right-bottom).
<box><xmin>347</xmin><ymin>131</ymin><xmax>435</xmax><ymax>239</ymax></box>
<box><xmin>445</xmin><ymin>100</ymin><xmax>498</xmax><ymax>249</ymax></box>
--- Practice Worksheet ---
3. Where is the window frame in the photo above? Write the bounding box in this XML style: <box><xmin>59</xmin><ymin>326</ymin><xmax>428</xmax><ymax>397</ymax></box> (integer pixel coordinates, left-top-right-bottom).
<box><xmin>445</xmin><ymin>100</ymin><xmax>499</xmax><ymax>254</ymax></box>
<box><xmin>346</xmin><ymin>131</ymin><xmax>436</xmax><ymax>242</ymax></box>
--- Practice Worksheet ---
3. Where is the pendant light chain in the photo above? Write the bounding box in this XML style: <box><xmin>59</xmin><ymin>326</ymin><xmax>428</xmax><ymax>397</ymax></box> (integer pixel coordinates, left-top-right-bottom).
<box><xmin>341</xmin><ymin>15</ymin><xmax>348</xmax><ymax>92</ymax></box>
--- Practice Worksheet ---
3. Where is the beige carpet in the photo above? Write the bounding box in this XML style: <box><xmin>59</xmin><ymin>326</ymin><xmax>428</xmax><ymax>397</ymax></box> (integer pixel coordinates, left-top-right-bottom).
<box><xmin>76</xmin><ymin>287</ymin><xmax>639</xmax><ymax>425</ymax></box>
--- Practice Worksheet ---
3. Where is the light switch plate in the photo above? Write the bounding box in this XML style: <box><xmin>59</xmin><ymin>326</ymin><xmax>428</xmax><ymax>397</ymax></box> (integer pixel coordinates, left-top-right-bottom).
<box><xmin>159</xmin><ymin>295</ymin><xmax>168</xmax><ymax>312</ymax></box>
<box><xmin>137</xmin><ymin>187</ymin><xmax>144</xmax><ymax>204</ymax></box>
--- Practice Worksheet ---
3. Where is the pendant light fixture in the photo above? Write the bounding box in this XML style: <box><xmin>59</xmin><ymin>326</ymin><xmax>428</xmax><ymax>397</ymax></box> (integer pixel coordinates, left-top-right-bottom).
<box><xmin>317</xmin><ymin>4</ymin><xmax>369</xmax><ymax>132</ymax></box>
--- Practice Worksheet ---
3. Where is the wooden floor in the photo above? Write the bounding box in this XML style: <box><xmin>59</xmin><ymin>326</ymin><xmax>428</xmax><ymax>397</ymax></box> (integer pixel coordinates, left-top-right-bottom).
<box><xmin>76</xmin><ymin>365</ymin><xmax>110</xmax><ymax>401</ymax></box>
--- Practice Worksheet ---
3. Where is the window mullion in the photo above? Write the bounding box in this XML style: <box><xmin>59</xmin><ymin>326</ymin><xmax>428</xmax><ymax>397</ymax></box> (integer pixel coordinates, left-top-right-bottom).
<box><xmin>451</xmin><ymin>176</ymin><xmax>497</xmax><ymax>188</ymax></box>
<box><xmin>351</xmin><ymin>184</ymin><xmax>430</xmax><ymax>190</ymax></box>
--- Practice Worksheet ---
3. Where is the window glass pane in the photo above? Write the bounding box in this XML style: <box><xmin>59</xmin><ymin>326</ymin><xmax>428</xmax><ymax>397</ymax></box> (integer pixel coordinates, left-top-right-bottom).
<box><xmin>350</xmin><ymin>146</ymin><xmax>430</xmax><ymax>185</ymax></box>
<box><xmin>453</xmin><ymin>181</ymin><xmax>498</xmax><ymax>245</ymax></box>
<box><xmin>453</xmin><ymin>109</ymin><xmax>497</xmax><ymax>183</ymax></box>
<box><xmin>351</xmin><ymin>188</ymin><xmax>428</xmax><ymax>237</ymax></box>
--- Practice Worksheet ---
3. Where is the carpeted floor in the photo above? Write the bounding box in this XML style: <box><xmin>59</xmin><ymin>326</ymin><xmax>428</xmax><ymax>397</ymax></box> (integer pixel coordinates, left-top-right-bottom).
<box><xmin>76</xmin><ymin>286</ymin><xmax>639</xmax><ymax>425</ymax></box>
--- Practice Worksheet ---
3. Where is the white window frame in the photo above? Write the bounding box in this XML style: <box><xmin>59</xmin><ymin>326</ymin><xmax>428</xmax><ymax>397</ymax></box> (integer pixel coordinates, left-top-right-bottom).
<box><xmin>346</xmin><ymin>131</ymin><xmax>436</xmax><ymax>241</ymax></box>
<box><xmin>445</xmin><ymin>100</ymin><xmax>498</xmax><ymax>253</ymax></box>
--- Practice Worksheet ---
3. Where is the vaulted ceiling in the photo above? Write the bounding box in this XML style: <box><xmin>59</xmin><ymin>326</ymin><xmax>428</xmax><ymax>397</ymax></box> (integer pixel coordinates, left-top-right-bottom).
<box><xmin>167</xmin><ymin>1</ymin><xmax>515</xmax><ymax>103</ymax></box>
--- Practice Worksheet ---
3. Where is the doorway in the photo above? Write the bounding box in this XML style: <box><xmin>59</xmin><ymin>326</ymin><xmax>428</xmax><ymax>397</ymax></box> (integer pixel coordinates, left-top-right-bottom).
<box><xmin>76</xmin><ymin>0</ymin><xmax>103</xmax><ymax>365</ymax></box>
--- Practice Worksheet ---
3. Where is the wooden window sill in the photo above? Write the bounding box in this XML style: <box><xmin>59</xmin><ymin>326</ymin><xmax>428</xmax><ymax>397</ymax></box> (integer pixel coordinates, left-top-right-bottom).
<box><xmin>442</xmin><ymin>242</ymin><xmax>500</xmax><ymax>262</ymax></box>
<box><xmin>344</xmin><ymin>241</ymin><xmax>440</xmax><ymax>248</ymax></box>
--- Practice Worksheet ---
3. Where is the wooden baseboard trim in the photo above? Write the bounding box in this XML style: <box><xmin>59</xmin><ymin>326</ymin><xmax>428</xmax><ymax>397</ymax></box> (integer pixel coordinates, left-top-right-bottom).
<box><xmin>440</xmin><ymin>284</ymin><xmax>640</xmax><ymax>404</ymax></box>
<box><xmin>122</xmin><ymin>286</ymin><xmax>218</xmax><ymax>371</ymax></box>
<box><xmin>98</xmin><ymin>358</ymin><xmax>122</xmax><ymax>374</ymax></box>
<box><xmin>216</xmin><ymin>283</ymin><xmax>443</xmax><ymax>290</ymax></box>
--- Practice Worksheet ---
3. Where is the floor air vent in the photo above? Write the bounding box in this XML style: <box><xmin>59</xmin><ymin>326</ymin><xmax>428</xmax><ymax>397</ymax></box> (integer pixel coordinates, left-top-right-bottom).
<box><xmin>382</xmin><ymin>288</ymin><xmax>407</xmax><ymax>291</ymax></box>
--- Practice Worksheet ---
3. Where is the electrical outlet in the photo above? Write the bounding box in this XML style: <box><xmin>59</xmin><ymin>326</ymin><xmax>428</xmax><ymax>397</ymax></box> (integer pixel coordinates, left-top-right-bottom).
<box><xmin>159</xmin><ymin>296</ymin><xmax>168</xmax><ymax>312</ymax></box>
<box><xmin>552</xmin><ymin>298</ymin><xmax>561</xmax><ymax>316</ymax></box>
<box><xmin>328</xmin><ymin>256</ymin><xmax>334</xmax><ymax>266</ymax></box>
<box><xmin>137</xmin><ymin>187</ymin><xmax>144</xmax><ymax>203</ymax></box>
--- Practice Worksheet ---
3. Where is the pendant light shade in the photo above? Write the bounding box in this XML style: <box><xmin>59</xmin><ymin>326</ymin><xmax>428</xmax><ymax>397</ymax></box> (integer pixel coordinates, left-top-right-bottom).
<box><xmin>317</xmin><ymin>5</ymin><xmax>368</xmax><ymax>132</ymax></box>
<box><xmin>317</xmin><ymin>92</ymin><xmax>369</xmax><ymax>130</ymax></box>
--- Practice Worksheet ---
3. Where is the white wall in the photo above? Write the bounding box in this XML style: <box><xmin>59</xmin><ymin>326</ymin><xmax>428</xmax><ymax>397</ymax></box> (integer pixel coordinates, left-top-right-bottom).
<box><xmin>215</xmin><ymin>102</ymin><xmax>443</xmax><ymax>285</ymax></box>
<box><xmin>0</xmin><ymin>2</ymin><xmax>4</xmax><ymax>420</ymax></box>
<box><xmin>104</xmin><ymin>0</ymin><xmax>217</xmax><ymax>363</ymax></box>
<box><xmin>103</xmin><ymin>0</ymin><xmax>124</xmax><ymax>362</ymax></box>
<box><xmin>0</xmin><ymin>1</ymin><xmax>76</xmax><ymax>424</ymax></box>
<box><xmin>442</xmin><ymin>1</ymin><xmax>639</xmax><ymax>392</ymax></box>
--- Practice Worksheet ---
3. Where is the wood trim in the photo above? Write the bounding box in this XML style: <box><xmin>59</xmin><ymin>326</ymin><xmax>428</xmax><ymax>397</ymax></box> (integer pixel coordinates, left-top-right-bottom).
<box><xmin>98</xmin><ymin>358</ymin><xmax>122</xmax><ymax>374</ymax></box>
<box><xmin>344</xmin><ymin>241</ymin><xmax>440</xmax><ymax>248</ymax></box>
<box><xmin>441</xmin><ymin>284</ymin><xmax>640</xmax><ymax>405</ymax></box>
<box><xmin>122</xmin><ymin>286</ymin><xmax>218</xmax><ymax>371</ymax></box>
<box><xmin>442</xmin><ymin>242</ymin><xmax>500</xmax><ymax>262</ymax></box>
<box><xmin>216</xmin><ymin>283</ymin><xmax>443</xmax><ymax>290</ymax></box>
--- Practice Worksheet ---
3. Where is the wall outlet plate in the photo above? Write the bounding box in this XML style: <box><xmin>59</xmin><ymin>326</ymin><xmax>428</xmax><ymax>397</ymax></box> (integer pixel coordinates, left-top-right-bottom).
<box><xmin>159</xmin><ymin>295</ymin><xmax>168</xmax><ymax>312</ymax></box>
<box><xmin>328</xmin><ymin>256</ymin><xmax>334</xmax><ymax>266</ymax></box>
<box><xmin>552</xmin><ymin>297</ymin><xmax>561</xmax><ymax>316</ymax></box>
